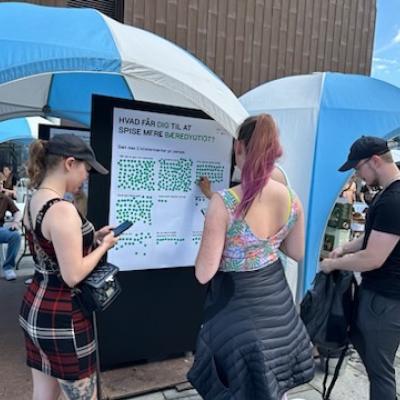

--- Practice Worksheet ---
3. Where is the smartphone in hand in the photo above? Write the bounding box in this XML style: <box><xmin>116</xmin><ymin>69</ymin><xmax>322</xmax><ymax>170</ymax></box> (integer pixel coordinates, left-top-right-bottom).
<box><xmin>112</xmin><ymin>221</ymin><xmax>133</xmax><ymax>237</ymax></box>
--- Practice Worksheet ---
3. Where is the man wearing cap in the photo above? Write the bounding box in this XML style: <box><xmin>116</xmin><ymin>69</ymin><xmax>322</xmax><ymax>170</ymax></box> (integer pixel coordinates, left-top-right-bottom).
<box><xmin>321</xmin><ymin>136</ymin><xmax>400</xmax><ymax>400</ymax></box>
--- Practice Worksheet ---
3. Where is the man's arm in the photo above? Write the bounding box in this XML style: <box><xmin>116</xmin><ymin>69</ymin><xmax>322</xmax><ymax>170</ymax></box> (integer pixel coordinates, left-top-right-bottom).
<box><xmin>329</xmin><ymin>234</ymin><xmax>364</xmax><ymax>258</ymax></box>
<box><xmin>321</xmin><ymin>229</ymin><xmax>400</xmax><ymax>273</ymax></box>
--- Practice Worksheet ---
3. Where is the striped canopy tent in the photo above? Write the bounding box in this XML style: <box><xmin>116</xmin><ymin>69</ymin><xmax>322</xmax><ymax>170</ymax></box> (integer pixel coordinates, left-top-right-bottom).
<box><xmin>240</xmin><ymin>72</ymin><xmax>400</xmax><ymax>292</ymax></box>
<box><xmin>0</xmin><ymin>2</ymin><xmax>247</xmax><ymax>135</ymax></box>
<box><xmin>0</xmin><ymin>117</ymin><xmax>58</xmax><ymax>143</ymax></box>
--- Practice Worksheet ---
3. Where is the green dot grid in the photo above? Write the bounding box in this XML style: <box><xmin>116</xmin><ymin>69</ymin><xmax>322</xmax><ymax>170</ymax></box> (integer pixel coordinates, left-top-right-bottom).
<box><xmin>116</xmin><ymin>196</ymin><xmax>154</xmax><ymax>225</ymax></box>
<box><xmin>192</xmin><ymin>231</ymin><xmax>203</xmax><ymax>246</ymax></box>
<box><xmin>158</xmin><ymin>158</ymin><xmax>193</xmax><ymax>192</ymax></box>
<box><xmin>195</xmin><ymin>195</ymin><xmax>207</xmax><ymax>207</ymax></box>
<box><xmin>114</xmin><ymin>232</ymin><xmax>152</xmax><ymax>253</ymax></box>
<box><xmin>117</xmin><ymin>159</ymin><xmax>156</xmax><ymax>191</ymax></box>
<box><xmin>156</xmin><ymin>237</ymin><xmax>185</xmax><ymax>245</ymax></box>
<box><xmin>195</xmin><ymin>161</ymin><xmax>224</xmax><ymax>185</ymax></box>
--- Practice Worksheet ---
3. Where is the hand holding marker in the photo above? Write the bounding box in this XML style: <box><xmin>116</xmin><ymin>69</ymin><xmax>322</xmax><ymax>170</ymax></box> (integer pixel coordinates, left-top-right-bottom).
<box><xmin>197</xmin><ymin>176</ymin><xmax>213</xmax><ymax>217</ymax></box>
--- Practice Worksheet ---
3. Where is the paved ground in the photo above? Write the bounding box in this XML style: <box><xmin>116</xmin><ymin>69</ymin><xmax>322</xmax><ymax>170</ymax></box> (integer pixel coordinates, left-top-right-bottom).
<box><xmin>2</xmin><ymin>245</ymin><xmax>400</xmax><ymax>400</ymax></box>
<box><xmin>125</xmin><ymin>348</ymin><xmax>400</xmax><ymax>400</ymax></box>
<box><xmin>125</xmin><ymin>339</ymin><xmax>400</xmax><ymax>400</ymax></box>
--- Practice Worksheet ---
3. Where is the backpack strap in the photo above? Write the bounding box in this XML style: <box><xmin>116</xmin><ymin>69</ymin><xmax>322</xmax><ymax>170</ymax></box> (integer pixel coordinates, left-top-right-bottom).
<box><xmin>322</xmin><ymin>343</ymin><xmax>349</xmax><ymax>400</ymax></box>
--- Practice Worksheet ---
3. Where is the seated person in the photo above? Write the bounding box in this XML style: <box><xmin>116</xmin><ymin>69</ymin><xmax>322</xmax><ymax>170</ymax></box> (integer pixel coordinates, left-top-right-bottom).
<box><xmin>1</xmin><ymin>163</ymin><xmax>17</xmax><ymax>199</ymax></box>
<box><xmin>0</xmin><ymin>192</ymin><xmax>22</xmax><ymax>281</ymax></box>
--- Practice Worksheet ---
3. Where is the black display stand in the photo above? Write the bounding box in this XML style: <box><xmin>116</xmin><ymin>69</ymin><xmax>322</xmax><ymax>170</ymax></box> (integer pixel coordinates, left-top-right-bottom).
<box><xmin>88</xmin><ymin>95</ymin><xmax>208</xmax><ymax>369</ymax></box>
<box><xmin>38</xmin><ymin>124</ymin><xmax>90</xmax><ymax>141</ymax></box>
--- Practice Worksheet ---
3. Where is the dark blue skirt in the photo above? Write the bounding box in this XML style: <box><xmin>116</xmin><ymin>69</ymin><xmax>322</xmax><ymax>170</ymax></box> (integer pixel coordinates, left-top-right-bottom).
<box><xmin>188</xmin><ymin>260</ymin><xmax>315</xmax><ymax>400</ymax></box>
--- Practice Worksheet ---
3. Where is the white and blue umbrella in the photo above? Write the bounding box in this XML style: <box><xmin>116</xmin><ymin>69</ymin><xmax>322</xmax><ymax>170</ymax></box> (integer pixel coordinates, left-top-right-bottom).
<box><xmin>0</xmin><ymin>2</ymin><xmax>247</xmax><ymax>135</ymax></box>
<box><xmin>241</xmin><ymin>72</ymin><xmax>400</xmax><ymax>291</ymax></box>
<box><xmin>0</xmin><ymin>116</ymin><xmax>58</xmax><ymax>143</ymax></box>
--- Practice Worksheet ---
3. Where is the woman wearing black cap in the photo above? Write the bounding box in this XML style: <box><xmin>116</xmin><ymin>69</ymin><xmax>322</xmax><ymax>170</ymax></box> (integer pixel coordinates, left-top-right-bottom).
<box><xmin>19</xmin><ymin>134</ymin><xmax>118</xmax><ymax>400</ymax></box>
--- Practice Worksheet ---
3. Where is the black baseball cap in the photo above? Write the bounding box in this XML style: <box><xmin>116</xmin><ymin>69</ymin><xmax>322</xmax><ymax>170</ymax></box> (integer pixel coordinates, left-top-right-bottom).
<box><xmin>46</xmin><ymin>134</ymin><xmax>108</xmax><ymax>175</ymax></box>
<box><xmin>338</xmin><ymin>136</ymin><xmax>389</xmax><ymax>172</ymax></box>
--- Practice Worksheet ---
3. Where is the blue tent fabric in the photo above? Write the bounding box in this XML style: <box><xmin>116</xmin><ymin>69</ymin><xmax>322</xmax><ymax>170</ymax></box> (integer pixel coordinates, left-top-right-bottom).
<box><xmin>240</xmin><ymin>72</ymin><xmax>400</xmax><ymax>292</ymax></box>
<box><xmin>48</xmin><ymin>73</ymin><xmax>133</xmax><ymax>125</ymax></box>
<box><xmin>0</xmin><ymin>116</ymin><xmax>56</xmax><ymax>142</ymax></box>
<box><xmin>0</xmin><ymin>2</ymin><xmax>247</xmax><ymax>134</ymax></box>
<box><xmin>305</xmin><ymin>74</ymin><xmax>400</xmax><ymax>290</ymax></box>
<box><xmin>0</xmin><ymin>3</ymin><xmax>120</xmax><ymax>84</ymax></box>
<box><xmin>0</xmin><ymin>118</ymin><xmax>31</xmax><ymax>142</ymax></box>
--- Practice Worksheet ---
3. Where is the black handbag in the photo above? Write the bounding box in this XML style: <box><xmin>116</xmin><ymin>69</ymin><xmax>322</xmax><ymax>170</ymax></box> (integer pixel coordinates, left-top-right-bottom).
<box><xmin>73</xmin><ymin>261</ymin><xmax>121</xmax><ymax>317</ymax></box>
<box><xmin>27</xmin><ymin>198</ymin><xmax>121</xmax><ymax>317</ymax></box>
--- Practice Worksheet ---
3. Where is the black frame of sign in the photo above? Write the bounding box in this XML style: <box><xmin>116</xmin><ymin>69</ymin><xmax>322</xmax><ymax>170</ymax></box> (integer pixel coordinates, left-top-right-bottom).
<box><xmin>88</xmin><ymin>95</ymin><xmax>211</xmax><ymax>369</ymax></box>
<box><xmin>38</xmin><ymin>124</ymin><xmax>90</xmax><ymax>140</ymax></box>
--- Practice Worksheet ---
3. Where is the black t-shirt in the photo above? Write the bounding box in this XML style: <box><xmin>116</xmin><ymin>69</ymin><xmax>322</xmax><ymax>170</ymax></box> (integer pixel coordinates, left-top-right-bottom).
<box><xmin>361</xmin><ymin>180</ymin><xmax>400</xmax><ymax>299</ymax></box>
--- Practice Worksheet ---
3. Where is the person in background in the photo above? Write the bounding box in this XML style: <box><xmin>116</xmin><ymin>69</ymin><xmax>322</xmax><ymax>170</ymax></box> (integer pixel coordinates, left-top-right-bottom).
<box><xmin>359</xmin><ymin>182</ymin><xmax>381</xmax><ymax>206</ymax></box>
<box><xmin>321</xmin><ymin>136</ymin><xmax>400</xmax><ymax>400</ymax></box>
<box><xmin>0</xmin><ymin>187</ymin><xmax>21</xmax><ymax>281</ymax></box>
<box><xmin>73</xmin><ymin>185</ymin><xmax>88</xmax><ymax>217</ymax></box>
<box><xmin>2</xmin><ymin>163</ymin><xmax>17</xmax><ymax>199</ymax></box>
<box><xmin>19</xmin><ymin>134</ymin><xmax>118</xmax><ymax>400</ymax></box>
<box><xmin>340</xmin><ymin>175</ymin><xmax>357</xmax><ymax>204</ymax></box>
<box><xmin>188</xmin><ymin>114</ymin><xmax>314</xmax><ymax>400</ymax></box>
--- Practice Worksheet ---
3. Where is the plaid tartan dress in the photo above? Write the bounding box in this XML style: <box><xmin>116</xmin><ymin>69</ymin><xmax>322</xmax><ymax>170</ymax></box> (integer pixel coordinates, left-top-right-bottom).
<box><xmin>19</xmin><ymin>199</ymin><xmax>96</xmax><ymax>380</ymax></box>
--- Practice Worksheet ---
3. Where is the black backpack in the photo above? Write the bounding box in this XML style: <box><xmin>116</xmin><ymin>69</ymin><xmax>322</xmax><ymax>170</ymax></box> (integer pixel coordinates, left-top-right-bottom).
<box><xmin>300</xmin><ymin>270</ymin><xmax>358</xmax><ymax>400</ymax></box>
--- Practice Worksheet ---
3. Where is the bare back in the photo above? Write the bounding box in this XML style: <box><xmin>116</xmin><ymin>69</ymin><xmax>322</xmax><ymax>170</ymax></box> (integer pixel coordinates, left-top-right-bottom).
<box><xmin>230</xmin><ymin>179</ymin><xmax>304</xmax><ymax>262</ymax></box>
<box><xmin>24</xmin><ymin>191</ymin><xmax>81</xmax><ymax>241</ymax></box>
<box><xmin>232</xmin><ymin>180</ymin><xmax>292</xmax><ymax>239</ymax></box>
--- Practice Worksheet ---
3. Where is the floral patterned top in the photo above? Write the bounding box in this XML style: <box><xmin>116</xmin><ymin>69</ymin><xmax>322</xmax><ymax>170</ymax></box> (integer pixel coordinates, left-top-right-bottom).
<box><xmin>218</xmin><ymin>188</ymin><xmax>299</xmax><ymax>272</ymax></box>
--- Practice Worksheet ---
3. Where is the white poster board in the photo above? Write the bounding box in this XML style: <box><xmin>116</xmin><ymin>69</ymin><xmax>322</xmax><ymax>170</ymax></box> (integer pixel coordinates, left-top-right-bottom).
<box><xmin>108</xmin><ymin>107</ymin><xmax>232</xmax><ymax>270</ymax></box>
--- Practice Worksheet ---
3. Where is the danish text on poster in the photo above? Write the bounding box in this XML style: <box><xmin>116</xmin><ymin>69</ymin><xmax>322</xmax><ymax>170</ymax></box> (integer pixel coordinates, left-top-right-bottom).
<box><xmin>108</xmin><ymin>107</ymin><xmax>232</xmax><ymax>270</ymax></box>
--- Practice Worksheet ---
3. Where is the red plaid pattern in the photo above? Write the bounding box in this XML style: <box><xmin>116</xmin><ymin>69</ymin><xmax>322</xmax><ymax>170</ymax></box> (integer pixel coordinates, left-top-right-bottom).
<box><xmin>19</xmin><ymin>199</ymin><xmax>96</xmax><ymax>380</ymax></box>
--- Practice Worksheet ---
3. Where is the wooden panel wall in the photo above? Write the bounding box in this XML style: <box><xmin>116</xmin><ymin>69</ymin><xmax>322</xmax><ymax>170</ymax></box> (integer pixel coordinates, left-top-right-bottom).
<box><xmin>67</xmin><ymin>0</ymin><xmax>117</xmax><ymax>17</ymax></box>
<box><xmin>0</xmin><ymin>0</ymin><xmax>68</xmax><ymax>6</ymax></box>
<box><xmin>2</xmin><ymin>0</ymin><xmax>376</xmax><ymax>95</ymax></box>
<box><xmin>0</xmin><ymin>0</ymin><xmax>121</xmax><ymax>20</ymax></box>
<box><xmin>123</xmin><ymin>0</ymin><xmax>376</xmax><ymax>95</ymax></box>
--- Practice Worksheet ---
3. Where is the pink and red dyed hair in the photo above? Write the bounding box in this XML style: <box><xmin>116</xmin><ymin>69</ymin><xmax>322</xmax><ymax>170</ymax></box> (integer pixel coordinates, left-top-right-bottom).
<box><xmin>235</xmin><ymin>114</ymin><xmax>283</xmax><ymax>217</ymax></box>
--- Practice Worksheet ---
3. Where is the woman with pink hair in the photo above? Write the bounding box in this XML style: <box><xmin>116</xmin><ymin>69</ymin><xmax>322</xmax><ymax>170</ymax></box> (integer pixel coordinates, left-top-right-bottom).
<box><xmin>188</xmin><ymin>114</ymin><xmax>314</xmax><ymax>399</ymax></box>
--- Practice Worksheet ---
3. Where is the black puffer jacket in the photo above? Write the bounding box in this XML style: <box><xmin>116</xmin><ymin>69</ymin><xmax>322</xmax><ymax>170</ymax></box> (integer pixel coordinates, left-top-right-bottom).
<box><xmin>188</xmin><ymin>260</ymin><xmax>315</xmax><ymax>400</ymax></box>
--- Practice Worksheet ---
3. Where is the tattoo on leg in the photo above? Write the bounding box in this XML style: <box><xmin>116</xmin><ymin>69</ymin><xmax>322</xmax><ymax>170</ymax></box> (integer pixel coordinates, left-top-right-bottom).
<box><xmin>58</xmin><ymin>373</ymin><xmax>96</xmax><ymax>400</ymax></box>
